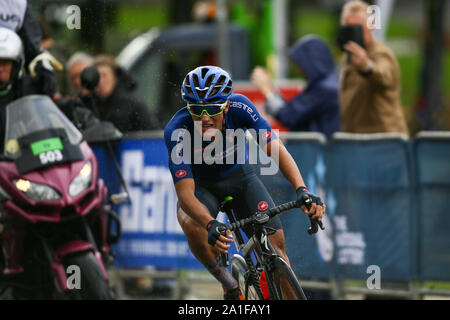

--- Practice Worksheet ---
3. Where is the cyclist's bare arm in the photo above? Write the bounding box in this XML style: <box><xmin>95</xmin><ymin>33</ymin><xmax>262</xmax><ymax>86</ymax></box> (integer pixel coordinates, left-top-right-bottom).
<box><xmin>175</xmin><ymin>178</ymin><xmax>233</xmax><ymax>251</ymax></box>
<box><xmin>175</xmin><ymin>178</ymin><xmax>214</xmax><ymax>228</ymax></box>
<box><xmin>262</xmin><ymin>138</ymin><xmax>325</xmax><ymax>221</ymax></box>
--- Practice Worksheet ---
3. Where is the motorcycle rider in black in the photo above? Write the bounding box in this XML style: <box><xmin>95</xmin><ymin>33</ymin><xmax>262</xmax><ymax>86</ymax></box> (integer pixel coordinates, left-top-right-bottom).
<box><xmin>0</xmin><ymin>27</ymin><xmax>97</xmax><ymax>276</ymax></box>
<box><xmin>0</xmin><ymin>27</ymin><xmax>39</xmax><ymax>149</ymax></box>
<box><xmin>0</xmin><ymin>0</ymin><xmax>60</xmax><ymax>98</ymax></box>
<box><xmin>0</xmin><ymin>27</ymin><xmax>98</xmax><ymax>147</ymax></box>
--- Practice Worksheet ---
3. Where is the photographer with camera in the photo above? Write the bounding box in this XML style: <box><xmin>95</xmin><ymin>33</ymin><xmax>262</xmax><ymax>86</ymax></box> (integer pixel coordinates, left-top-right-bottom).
<box><xmin>338</xmin><ymin>0</ymin><xmax>408</xmax><ymax>135</ymax></box>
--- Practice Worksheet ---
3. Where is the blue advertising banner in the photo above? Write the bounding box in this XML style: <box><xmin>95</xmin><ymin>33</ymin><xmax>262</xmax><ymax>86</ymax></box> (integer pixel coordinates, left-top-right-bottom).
<box><xmin>325</xmin><ymin>135</ymin><xmax>414</xmax><ymax>281</ymax></box>
<box><xmin>415</xmin><ymin>136</ymin><xmax>450</xmax><ymax>281</ymax></box>
<box><xmin>90</xmin><ymin>132</ymin><xmax>449</xmax><ymax>283</ymax></box>
<box><xmin>91</xmin><ymin>144</ymin><xmax>121</xmax><ymax>195</ymax></box>
<box><xmin>102</xmin><ymin>138</ymin><xmax>203</xmax><ymax>269</ymax></box>
<box><xmin>260</xmin><ymin>134</ymin><xmax>333</xmax><ymax>280</ymax></box>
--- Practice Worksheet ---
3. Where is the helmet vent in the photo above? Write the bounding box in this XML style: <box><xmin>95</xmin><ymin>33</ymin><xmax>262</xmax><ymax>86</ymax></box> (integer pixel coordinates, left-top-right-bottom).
<box><xmin>222</xmin><ymin>79</ymin><xmax>232</xmax><ymax>95</ymax></box>
<box><xmin>201</xmin><ymin>67</ymin><xmax>209</xmax><ymax>78</ymax></box>
<box><xmin>209</xmin><ymin>84</ymin><xmax>222</xmax><ymax>97</ymax></box>
<box><xmin>204</xmin><ymin>74</ymin><xmax>213</xmax><ymax>88</ymax></box>
<box><xmin>197</xmin><ymin>88</ymin><xmax>207</xmax><ymax>99</ymax></box>
<box><xmin>184</xmin><ymin>75</ymin><xmax>194</xmax><ymax>97</ymax></box>
<box><xmin>185</xmin><ymin>84</ymin><xmax>194</xmax><ymax>97</ymax></box>
<box><xmin>217</xmin><ymin>75</ymin><xmax>226</xmax><ymax>86</ymax></box>
<box><xmin>192</xmin><ymin>73</ymin><xmax>200</xmax><ymax>89</ymax></box>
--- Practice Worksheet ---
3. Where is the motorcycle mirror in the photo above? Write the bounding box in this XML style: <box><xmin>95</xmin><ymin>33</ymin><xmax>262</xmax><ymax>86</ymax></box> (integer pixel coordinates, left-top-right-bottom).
<box><xmin>82</xmin><ymin>121</ymin><xmax>123</xmax><ymax>144</ymax></box>
<box><xmin>81</xmin><ymin>66</ymin><xmax>100</xmax><ymax>91</ymax></box>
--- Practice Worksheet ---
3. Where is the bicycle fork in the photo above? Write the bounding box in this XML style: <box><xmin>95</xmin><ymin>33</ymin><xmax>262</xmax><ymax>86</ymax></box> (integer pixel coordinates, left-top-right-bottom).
<box><xmin>253</xmin><ymin>229</ymin><xmax>283</xmax><ymax>300</ymax></box>
<box><xmin>243</xmin><ymin>228</ymin><xmax>278</xmax><ymax>299</ymax></box>
<box><xmin>244</xmin><ymin>254</ymin><xmax>262</xmax><ymax>294</ymax></box>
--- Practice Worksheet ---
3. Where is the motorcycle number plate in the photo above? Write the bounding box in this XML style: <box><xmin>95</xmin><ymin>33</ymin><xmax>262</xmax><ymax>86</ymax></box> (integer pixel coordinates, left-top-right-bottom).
<box><xmin>31</xmin><ymin>137</ymin><xmax>63</xmax><ymax>155</ymax></box>
<box><xmin>31</xmin><ymin>137</ymin><xmax>65</xmax><ymax>165</ymax></box>
<box><xmin>15</xmin><ymin>129</ymin><xmax>84</xmax><ymax>174</ymax></box>
<box><xmin>38</xmin><ymin>149</ymin><xmax>64</xmax><ymax>165</ymax></box>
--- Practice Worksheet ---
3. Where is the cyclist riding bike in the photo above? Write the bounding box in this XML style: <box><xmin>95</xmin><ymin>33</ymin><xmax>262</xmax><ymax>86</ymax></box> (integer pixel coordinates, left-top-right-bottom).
<box><xmin>164</xmin><ymin>66</ymin><xmax>326</xmax><ymax>300</ymax></box>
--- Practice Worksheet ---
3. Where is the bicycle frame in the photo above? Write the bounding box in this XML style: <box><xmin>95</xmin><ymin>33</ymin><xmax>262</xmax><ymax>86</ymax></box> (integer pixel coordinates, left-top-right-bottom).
<box><xmin>221</xmin><ymin>201</ymin><xmax>285</xmax><ymax>299</ymax></box>
<box><xmin>219</xmin><ymin>195</ymin><xmax>319</xmax><ymax>300</ymax></box>
<box><xmin>242</xmin><ymin>223</ymin><xmax>288</xmax><ymax>300</ymax></box>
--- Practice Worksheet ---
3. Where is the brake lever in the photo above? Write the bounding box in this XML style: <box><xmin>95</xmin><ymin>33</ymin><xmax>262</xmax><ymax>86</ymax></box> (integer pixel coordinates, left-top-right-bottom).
<box><xmin>308</xmin><ymin>216</ymin><xmax>324</xmax><ymax>235</ymax></box>
<box><xmin>301</xmin><ymin>194</ymin><xmax>325</xmax><ymax>235</ymax></box>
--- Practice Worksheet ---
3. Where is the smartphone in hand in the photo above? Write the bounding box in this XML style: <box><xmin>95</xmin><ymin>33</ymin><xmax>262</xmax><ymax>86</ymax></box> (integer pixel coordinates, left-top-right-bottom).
<box><xmin>337</xmin><ymin>25</ymin><xmax>365</xmax><ymax>51</ymax></box>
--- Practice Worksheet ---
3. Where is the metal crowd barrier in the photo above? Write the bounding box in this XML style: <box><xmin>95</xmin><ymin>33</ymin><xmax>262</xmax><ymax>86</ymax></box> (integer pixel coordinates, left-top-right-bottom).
<box><xmin>414</xmin><ymin>131</ymin><xmax>450</xmax><ymax>298</ymax></box>
<box><xmin>92</xmin><ymin>130</ymin><xmax>450</xmax><ymax>299</ymax></box>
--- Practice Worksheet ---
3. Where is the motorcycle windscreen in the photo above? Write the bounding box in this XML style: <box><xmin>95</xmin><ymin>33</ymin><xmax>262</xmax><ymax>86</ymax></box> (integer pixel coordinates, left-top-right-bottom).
<box><xmin>14</xmin><ymin>128</ymin><xmax>84</xmax><ymax>174</ymax></box>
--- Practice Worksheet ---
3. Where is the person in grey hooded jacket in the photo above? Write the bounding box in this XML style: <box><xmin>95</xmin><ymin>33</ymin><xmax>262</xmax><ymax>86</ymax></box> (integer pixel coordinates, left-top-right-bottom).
<box><xmin>251</xmin><ymin>35</ymin><xmax>340</xmax><ymax>139</ymax></box>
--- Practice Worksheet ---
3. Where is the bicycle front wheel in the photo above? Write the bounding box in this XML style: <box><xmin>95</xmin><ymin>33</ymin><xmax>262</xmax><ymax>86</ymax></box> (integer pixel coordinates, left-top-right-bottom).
<box><xmin>230</xmin><ymin>255</ymin><xmax>264</xmax><ymax>300</ymax></box>
<box><xmin>266</xmin><ymin>257</ymin><xmax>307</xmax><ymax>300</ymax></box>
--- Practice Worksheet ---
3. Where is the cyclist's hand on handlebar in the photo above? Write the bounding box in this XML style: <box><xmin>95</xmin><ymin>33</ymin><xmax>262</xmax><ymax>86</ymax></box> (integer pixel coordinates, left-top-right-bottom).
<box><xmin>206</xmin><ymin>219</ymin><xmax>233</xmax><ymax>253</ymax></box>
<box><xmin>296</xmin><ymin>187</ymin><xmax>326</xmax><ymax>221</ymax></box>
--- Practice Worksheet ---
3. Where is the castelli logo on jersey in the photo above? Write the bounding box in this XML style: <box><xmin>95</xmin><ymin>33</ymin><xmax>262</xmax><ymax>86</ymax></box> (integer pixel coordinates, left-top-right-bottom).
<box><xmin>176</xmin><ymin>170</ymin><xmax>187</xmax><ymax>178</ymax></box>
<box><xmin>258</xmin><ymin>201</ymin><xmax>268</xmax><ymax>211</ymax></box>
<box><xmin>262</xmin><ymin>131</ymin><xmax>272</xmax><ymax>140</ymax></box>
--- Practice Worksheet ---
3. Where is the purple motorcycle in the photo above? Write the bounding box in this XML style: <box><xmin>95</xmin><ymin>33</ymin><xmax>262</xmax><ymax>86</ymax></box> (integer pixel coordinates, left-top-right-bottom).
<box><xmin>0</xmin><ymin>95</ymin><xmax>122</xmax><ymax>299</ymax></box>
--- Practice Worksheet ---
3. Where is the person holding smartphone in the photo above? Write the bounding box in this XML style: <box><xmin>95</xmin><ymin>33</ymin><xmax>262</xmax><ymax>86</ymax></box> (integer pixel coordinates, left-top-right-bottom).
<box><xmin>338</xmin><ymin>0</ymin><xmax>409</xmax><ymax>135</ymax></box>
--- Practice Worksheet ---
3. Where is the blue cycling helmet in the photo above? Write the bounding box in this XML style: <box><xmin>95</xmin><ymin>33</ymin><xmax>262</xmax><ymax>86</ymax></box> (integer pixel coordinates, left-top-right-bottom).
<box><xmin>181</xmin><ymin>65</ymin><xmax>233</xmax><ymax>104</ymax></box>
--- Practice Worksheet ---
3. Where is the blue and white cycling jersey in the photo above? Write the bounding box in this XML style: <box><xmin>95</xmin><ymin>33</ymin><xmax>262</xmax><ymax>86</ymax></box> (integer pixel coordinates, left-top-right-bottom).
<box><xmin>164</xmin><ymin>94</ymin><xmax>277</xmax><ymax>183</ymax></box>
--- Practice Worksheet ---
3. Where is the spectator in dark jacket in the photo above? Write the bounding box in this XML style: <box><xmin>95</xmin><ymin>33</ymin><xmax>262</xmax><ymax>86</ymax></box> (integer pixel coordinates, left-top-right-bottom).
<box><xmin>251</xmin><ymin>35</ymin><xmax>340</xmax><ymax>139</ymax></box>
<box><xmin>92</xmin><ymin>54</ymin><xmax>160</xmax><ymax>133</ymax></box>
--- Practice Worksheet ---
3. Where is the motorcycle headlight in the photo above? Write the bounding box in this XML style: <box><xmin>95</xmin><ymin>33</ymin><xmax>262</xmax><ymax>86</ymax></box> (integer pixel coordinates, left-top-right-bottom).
<box><xmin>69</xmin><ymin>161</ymin><xmax>92</xmax><ymax>197</ymax></box>
<box><xmin>14</xmin><ymin>179</ymin><xmax>61</xmax><ymax>201</ymax></box>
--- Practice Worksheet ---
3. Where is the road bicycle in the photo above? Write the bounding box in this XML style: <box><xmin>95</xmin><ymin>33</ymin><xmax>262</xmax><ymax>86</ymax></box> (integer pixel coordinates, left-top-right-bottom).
<box><xmin>217</xmin><ymin>195</ymin><xmax>324</xmax><ymax>300</ymax></box>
